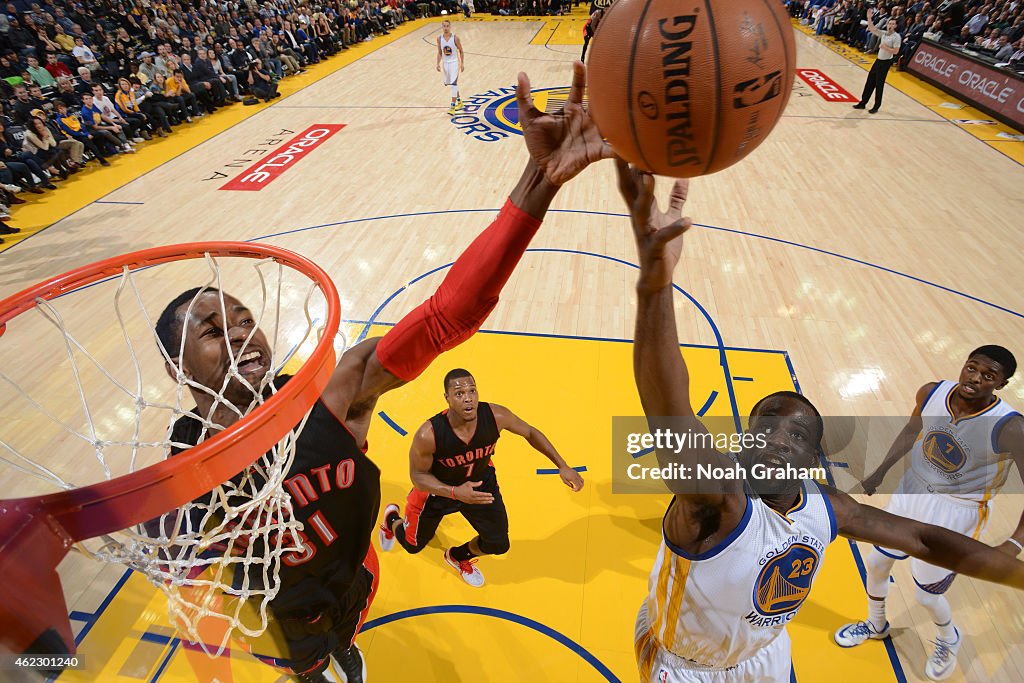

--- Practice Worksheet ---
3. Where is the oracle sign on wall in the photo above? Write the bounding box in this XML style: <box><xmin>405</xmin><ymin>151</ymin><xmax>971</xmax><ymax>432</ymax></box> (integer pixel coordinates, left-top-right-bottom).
<box><xmin>907</xmin><ymin>42</ymin><xmax>1024</xmax><ymax>129</ymax></box>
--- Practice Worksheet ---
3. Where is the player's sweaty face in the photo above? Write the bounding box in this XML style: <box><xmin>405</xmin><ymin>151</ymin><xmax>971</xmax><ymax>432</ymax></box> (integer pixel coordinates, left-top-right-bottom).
<box><xmin>177</xmin><ymin>292</ymin><xmax>272</xmax><ymax>405</ymax></box>
<box><xmin>445</xmin><ymin>377</ymin><xmax>478</xmax><ymax>420</ymax></box>
<box><xmin>957</xmin><ymin>355</ymin><xmax>1007</xmax><ymax>402</ymax></box>
<box><xmin>740</xmin><ymin>396</ymin><xmax>820</xmax><ymax>494</ymax></box>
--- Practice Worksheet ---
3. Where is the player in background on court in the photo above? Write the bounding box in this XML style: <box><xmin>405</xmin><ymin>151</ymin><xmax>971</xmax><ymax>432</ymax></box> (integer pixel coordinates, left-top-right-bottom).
<box><xmin>834</xmin><ymin>346</ymin><xmax>1023</xmax><ymax>681</ymax></box>
<box><xmin>437</xmin><ymin>20</ymin><xmax>464</xmax><ymax>114</ymax></box>
<box><xmin>580</xmin><ymin>8</ymin><xmax>603</xmax><ymax>62</ymax></box>
<box><xmin>156</xmin><ymin>62</ymin><xmax>611</xmax><ymax>683</ymax></box>
<box><xmin>614</xmin><ymin>159</ymin><xmax>1024</xmax><ymax>682</ymax></box>
<box><xmin>378</xmin><ymin>368</ymin><xmax>583</xmax><ymax>586</ymax></box>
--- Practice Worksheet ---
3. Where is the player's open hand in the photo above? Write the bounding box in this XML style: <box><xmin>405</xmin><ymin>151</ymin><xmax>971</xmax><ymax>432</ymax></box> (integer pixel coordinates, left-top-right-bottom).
<box><xmin>454</xmin><ymin>480</ymin><xmax>494</xmax><ymax>504</ymax></box>
<box><xmin>559</xmin><ymin>466</ymin><xmax>584</xmax><ymax>492</ymax></box>
<box><xmin>516</xmin><ymin>61</ymin><xmax>612</xmax><ymax>186</ymax></box>
<box><xmin>615</xmin><ymin>159</ymin><xmax>692</xmax><ymax>292</ymax></box>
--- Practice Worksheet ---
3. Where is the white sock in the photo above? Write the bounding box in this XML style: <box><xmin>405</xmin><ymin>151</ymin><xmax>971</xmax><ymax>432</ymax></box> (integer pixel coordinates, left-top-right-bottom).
<box><xmin>915</xmin><ymin>586</ymin><xmax>955</xmax><ymax>642</ymax></box>
<box><xmin>867</xmin><ymin>596</ymin><xmax>888</xmax><ymax>631</ymax></box>
<box><xmin>864</xmin><ymin>549</ymin><xmax>895</xmax><ymax>629</ymax></box>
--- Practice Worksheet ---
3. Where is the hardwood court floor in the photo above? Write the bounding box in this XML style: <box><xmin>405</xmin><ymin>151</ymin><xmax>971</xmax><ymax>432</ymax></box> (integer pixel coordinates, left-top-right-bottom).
<box><xmin>1</xmin><ymin>12</ymin><xmax>1021</xmax><ymax>683</ymax></box>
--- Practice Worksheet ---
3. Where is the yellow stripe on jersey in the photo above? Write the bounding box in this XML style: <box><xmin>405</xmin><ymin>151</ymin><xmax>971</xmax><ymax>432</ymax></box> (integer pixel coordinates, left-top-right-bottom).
<box><xmin>653</xmin><ymin>548</ymin><xmax>673</xmax><ymax>639</ymax></box>
<box><xmin>971</xmin><ymin>503</ymin><xmax>990</xmax><ymax>539</ymax></box>
<box><xmin>635</xmin><ymin>628</ymin><xmax>658</xmax><ymax>681</ymax></box>
<box><xmin>662</xmin><ymin>556</ymin><xmax>692</xmax><ymax>652</ymax></box>
<box><xmin>982</xmin><ymin>459</ymin><xmax>1011</xmax><ymax>502</ymax></box>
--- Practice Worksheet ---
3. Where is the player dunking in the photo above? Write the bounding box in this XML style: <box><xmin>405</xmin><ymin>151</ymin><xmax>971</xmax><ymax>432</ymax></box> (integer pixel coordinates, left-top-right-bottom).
<box><xmin>834</xmin><ymin>346</ymin><xmax>1023</xmax><ymax>681</ymax></box>
<box><xmin>437</xmin><ymin>20</ymin><xmax>464</xmax><ymax>114</ymax></box>
<box><xmin>615</xmin><ymin>160</ymin><xmax>1024</xmax><ymax>682</ymax></box>
<box><xmin>156</xmin><ymin>63</ymin><xmax>611</xmax><ymax>683</ymax></box>
<box><xmin>378</xmin><ymin>369</ymin><xmax>583</xmax><ymax>586</ymax></box>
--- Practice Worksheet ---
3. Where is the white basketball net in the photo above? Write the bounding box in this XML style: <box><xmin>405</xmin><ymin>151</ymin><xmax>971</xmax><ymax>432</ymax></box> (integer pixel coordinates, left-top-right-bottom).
<box><xmin>0</xmin><ymin>251</ymin><xmax>342</xmax><ymax>657</ymax></box>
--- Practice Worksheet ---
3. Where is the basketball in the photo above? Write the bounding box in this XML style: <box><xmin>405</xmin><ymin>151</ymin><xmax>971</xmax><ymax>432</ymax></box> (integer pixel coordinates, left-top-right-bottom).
<box><xmin>586</xmin><ymin>0</ymin><xmax>796</xmax><ymax>177</ymax></box>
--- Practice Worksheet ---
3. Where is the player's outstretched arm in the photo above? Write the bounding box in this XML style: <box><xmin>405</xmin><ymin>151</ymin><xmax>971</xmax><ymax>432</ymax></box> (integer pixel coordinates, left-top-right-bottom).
<box><xmin>861</xmin><ymin>382</ymin><xmax>932</xmax><ymax>494</ymax></box>
<box><xmin>616</xmin><ymin>160</ymin><xmax>738</xmax><ymax>497</ymax></box>
<box><xmin>829</xmin><ymin>486</ymin><xmax>1024</xmax><ymax>589</ymax></box>
<box><xmin>320</xmin><ymin>62</ymin><xmax>614</xmax><ymax>442</ymax></box>
<box><xmin>491</xmin><ymin>403</ymin><xmax>583</xmax><ymax>491</ymax></box>
<box><xmin>408</xmin><ymin>421</ymin><xmax>495</xmax><ymax>504</ymax></box>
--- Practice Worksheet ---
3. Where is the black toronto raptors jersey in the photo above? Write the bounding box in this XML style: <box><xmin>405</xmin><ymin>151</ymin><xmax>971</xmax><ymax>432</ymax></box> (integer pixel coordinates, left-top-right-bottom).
<box><xmin>429</xmin><ymin>402</ymin><xmax>500</xmax><ymax>486</ymax></box>
<box><xmin>168</xmin><ymin>376</ymin><xmax>380</xmax><ymax>615</ymax></box>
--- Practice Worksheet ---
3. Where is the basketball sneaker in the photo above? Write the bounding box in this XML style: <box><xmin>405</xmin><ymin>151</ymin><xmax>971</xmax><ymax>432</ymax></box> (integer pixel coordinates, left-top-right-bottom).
<box><xmin>455</xmin><ymin>98</ymin><xmax>463</xmax><ymax>110</ymax></box>
<box><xmin>378</xmin><ymin>503</ymin><xmax>399</xmax><ymax>552</ymax></box>
<box><xmin>332</xmin><ymin>643</ymin><xmax>367</xmax><ymax>683</ymax></box>
<box><xmin>447</xmin><ymin>103</ymin><xmax>456</xmax><ymax>114</ymax></box>
<box><xmin>924</xmin><ymin>629</ymin><xmax>960</xmax><ymax>681</ymax></box>
<box><xmin>833</xmin><ymin>620</ymin><xmax>890</xmax><ymax>647</ymax></box>
<box><xmin>444</xmin><ymin>548</ymin><xmax>484</xmax><ymax>587</ymax></box>
<box><xmin>295</xmin><ymin>662</ymin><xmax>338</xmax><ymax>683</ymax></box>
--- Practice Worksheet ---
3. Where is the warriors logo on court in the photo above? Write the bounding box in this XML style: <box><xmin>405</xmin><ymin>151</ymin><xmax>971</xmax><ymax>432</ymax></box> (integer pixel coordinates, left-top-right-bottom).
<box><xmin>922</xmin><ymin>430</ymin><xmax>968</xmax><ymax>474</ymax></box>
<box><xmin>749</xmin><ymin>543</ymin><xmax>820</xmax><ymax>622</ymax></box>
<box><xmin>449</xmin><ymin>86</ymin><xmax>585</xmax><ymax>142</ymax></box>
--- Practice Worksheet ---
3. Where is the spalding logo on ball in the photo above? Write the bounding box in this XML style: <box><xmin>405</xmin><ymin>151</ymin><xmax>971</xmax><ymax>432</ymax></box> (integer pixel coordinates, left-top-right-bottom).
<box><xmin>586</xmin><ymin>0</ymin><xmax>796</xmax><ymax>177</ymax></box>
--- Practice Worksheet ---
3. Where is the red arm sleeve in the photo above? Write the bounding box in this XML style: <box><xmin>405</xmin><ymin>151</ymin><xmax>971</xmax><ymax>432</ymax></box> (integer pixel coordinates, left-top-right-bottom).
<box><xmin>375</xmin><ymin>198</ymin><xmax>542</xmax><ymax>381</ymax></box>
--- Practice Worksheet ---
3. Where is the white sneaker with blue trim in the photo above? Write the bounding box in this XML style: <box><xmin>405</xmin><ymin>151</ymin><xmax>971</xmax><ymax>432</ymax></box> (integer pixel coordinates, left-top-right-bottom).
<box><xmin>924</xmin><ymin>628</ymin><xmax>960</xmax><ymax>681</ymax></box>
<box><xmin>833</xmin><ymin>620</ymin><xmax>891</xmax><ymax>647</ymax></box>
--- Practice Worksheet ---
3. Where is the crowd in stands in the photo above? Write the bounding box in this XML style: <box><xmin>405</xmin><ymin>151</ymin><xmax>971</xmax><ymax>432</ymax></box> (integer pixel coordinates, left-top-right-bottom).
<box><xmin>0</xmin><ymin>0</ymin><xmax>648</xmax><ymax>244</ymax></box>
<box><xmin>0</xmin><ymin>0</ymin><xmax>536</xmax><ymax>243</ymax></box>
<box><xmin>789</xmin><ymin>1</ymin><xmax>1024</xmax><ymax>70</ymax></box>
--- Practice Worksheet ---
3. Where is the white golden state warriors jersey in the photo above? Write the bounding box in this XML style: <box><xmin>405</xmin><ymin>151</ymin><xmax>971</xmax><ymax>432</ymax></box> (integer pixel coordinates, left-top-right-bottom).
<box><xmin>642</xmin><ymin>481</ymin><xmax>837</xmax><ymax>668</ymax></box>
<box><xmin>439</xmin><ymin>33</ymin><xmax>458</xmax><ymax>62</ymax></box>
<box><xmin>910</xmin><ymin>380</ymin><xmax>1020</xmax><ymax>501</ymax></box>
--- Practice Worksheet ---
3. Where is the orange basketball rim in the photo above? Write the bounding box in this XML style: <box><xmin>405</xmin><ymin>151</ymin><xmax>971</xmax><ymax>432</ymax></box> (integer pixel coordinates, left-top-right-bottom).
<box><xmin>0</xmin><ymin>242</ymin><xmax>341</xmax><ymax>656</ymax></box>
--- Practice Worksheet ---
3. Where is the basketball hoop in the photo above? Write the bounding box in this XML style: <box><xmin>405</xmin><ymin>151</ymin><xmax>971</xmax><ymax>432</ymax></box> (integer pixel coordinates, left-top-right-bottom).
<box><xmin>0</xmin><ymin>242</ymin><xmax>341</xmax><ymax>658</ymax></box>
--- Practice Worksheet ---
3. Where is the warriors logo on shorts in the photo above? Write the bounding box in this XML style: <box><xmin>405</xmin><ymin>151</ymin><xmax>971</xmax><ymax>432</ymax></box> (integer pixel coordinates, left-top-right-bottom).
<box><xmin>752</xmin><ymin>543</ymin><xmax>820</xmax><ymax>616</ymax></box>
<box><xmin>922</xmin><ymin>430</ymin><xmax>968</xmax><ymax>474</ymax></box>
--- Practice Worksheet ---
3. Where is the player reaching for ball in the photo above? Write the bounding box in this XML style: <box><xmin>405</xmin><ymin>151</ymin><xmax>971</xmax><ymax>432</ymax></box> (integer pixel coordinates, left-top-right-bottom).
<box><xmin>437</xmin><ymin>20</ymin><xmax>464</xmax><ymax>114</ymax></box>
<box><xmin>616</xmin><ymin>159</ymin><xmax>1024</xmax><ymax>682</ymax></box>
<box><xmin>155</xmin><ymin>62</ymin><xmax>610</xmax><ymax>683</ymax></box>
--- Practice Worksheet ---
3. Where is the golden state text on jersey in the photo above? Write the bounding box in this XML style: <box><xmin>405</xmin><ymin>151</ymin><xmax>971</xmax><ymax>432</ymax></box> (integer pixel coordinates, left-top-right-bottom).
<box><xmin>910</xmin><ymin>380</ymin><xmax>1021</xmax><ymax>499</ymax></box>
<box><xmin>746</xmin><ymin>535</ymin><xmax>825</xmax><ymax>627</ymax></box>
<box><xmin>641</xmin><ymin>481</ymin><xmax>837</xmax><ymax>668</ymax></box>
